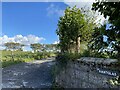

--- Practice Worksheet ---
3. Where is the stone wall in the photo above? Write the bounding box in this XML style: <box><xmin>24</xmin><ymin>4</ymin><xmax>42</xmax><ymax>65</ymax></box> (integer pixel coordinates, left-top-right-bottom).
<box><xmin>55</xmin><ymin>57</ymin><xmax>119</xmax><ymax>88</ymax></box>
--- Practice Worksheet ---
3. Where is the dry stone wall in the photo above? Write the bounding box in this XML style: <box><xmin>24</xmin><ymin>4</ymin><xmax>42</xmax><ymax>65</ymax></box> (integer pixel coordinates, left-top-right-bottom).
<box><xmin>55</xmin><ymin>57</ymin><xmax>119</xmax><ymax>88</ymax></box>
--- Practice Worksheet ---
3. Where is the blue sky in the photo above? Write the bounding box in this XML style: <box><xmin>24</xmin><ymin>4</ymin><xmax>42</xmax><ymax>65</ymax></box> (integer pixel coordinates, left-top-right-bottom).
<box><xmin>2</xmin><ymin>2</ymin><xmax>68</xmax><ymax>44</ymax></box>
<box><xmin>1</xmin><ymin>2</ymin><xmax>109</xmax><ymax>50</ymax></box>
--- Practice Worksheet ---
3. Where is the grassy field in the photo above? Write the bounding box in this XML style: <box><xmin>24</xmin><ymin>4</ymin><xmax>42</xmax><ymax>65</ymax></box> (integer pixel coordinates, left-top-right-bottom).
<box><xmin>1</xmin><ymin>50</ymin><xmax>35</xmax><ymax>67</ymax></box>
<box><xmin>1</xmin><ymin>50</ymin><xmax>56</xmax><ymax>67</ymax></box>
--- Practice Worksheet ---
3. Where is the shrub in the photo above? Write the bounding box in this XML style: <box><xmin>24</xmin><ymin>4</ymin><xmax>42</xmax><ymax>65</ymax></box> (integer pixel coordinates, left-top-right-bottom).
<box><xmin>81</xmin><ymin>50</ymin><xmax>90</xmax><ymax>57</ymax></box>
<box><xmin>33</xmin><ymin>52</ymin><xmax>43</xmax><ymax>60</ymax></box>
<box><xmin>2</xmin><ymin>60</ymin><xmax>22</xmax><ymax>67</ymax></box>
<box><xmin>56</xmin><ymin>52</ymin><xmax>81</xmax><ymax>67</ymax></box>
<box><xmin>23</xmin><ymin>58</ymin><xmax>34</xmax><ymax>62</ymax></box>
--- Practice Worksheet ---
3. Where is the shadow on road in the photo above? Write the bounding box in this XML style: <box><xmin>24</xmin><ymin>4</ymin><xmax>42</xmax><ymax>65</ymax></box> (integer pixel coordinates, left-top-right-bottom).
<box><xmin>2</xmin><ymin>59</ymin><xmax>56</xmax><ymax>89</ymax></box>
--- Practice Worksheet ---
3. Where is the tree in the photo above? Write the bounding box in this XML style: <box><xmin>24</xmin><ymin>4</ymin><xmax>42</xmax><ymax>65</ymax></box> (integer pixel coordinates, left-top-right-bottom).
<box><xmin>45</xmin><ymin>44</ymin><xmax>59</xmax><ymax>52</ymax></box>
<box><xmin>4</xmin><ymin>42</ymin><xmax>23</xmax><ymax>61</ymax></box>
<box><xmin>19</xmin><ymin>44</ymin><xmax>25</xmax><ymax>51</ymax></box>
<box><xmin>5</xmin><ymin>42</ymin><xmax>22</xmax><ymax>50</ymax></box>
<box><xmin>45</xmin><ymin>44</ymin><xmax>53</xmax><ymax>51</ymax></box>
<box><xmin>52</xmin><ymin>44</ymin><xmax>60</xmax><ymax>52</ymax></box>
<box><xmin>56</xmin><ymin>6</ymin><xmax>95</xmax><ymax>53</ymax></box>
<box><xmin>30</xmin><ymin>43</ymin><xmax>42</xmax><ymax>52</ymax></box>
<box><xmin>88</xmin><ymin>25</ymin><xmax>108</xmax><ymax>56</ymax></box>
<box><xmin>92</xmin><ymin>1</ymin><xmax>120</xmax><ymax>59</ymax></box>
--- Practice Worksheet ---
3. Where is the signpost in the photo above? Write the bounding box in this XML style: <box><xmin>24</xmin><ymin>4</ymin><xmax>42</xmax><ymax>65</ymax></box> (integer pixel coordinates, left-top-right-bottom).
<box><xmin>96</xmin><ymin>68</ymin><xmax>119</xmax><ymax>77</ymax></box>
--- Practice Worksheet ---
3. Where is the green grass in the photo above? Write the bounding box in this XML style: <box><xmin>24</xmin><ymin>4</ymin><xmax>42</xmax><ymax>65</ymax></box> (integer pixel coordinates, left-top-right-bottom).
<box><xmin>1</xmin><ymin>50</ymin><xmax>56</xmax><ymax>68</ymax></box>
<box><xmin>2</xmin><ymin>60</ymin><xmax>23</xmax><ymax>67</ymax></box>
<box><xmin>1</xmin><ymin>50</ymin><xmax>35</xmax><ymax>67</ymax></box>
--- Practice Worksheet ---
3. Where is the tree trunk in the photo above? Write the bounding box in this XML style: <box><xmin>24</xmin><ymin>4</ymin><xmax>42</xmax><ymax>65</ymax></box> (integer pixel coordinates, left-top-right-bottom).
<box><xmin>68</xmin><ymin>43</ymin><xmax>71</xmax><ymax>53</ymax></box>
<box><xmin>76</xmin><ymin>37</ymin><xmax>80</xmax><ymax>53</ymax></box>
<box><xmin>11</xmin><ymin>50</ymin><xmax>14</xmax><ymax>61</ymax></box>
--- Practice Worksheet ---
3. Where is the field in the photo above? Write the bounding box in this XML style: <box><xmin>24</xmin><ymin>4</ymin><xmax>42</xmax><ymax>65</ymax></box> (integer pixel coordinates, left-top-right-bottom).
<box><xmin>1</xmin><ymin>50</ymin><xmax>56</xmax><ymax>67</ymax></box>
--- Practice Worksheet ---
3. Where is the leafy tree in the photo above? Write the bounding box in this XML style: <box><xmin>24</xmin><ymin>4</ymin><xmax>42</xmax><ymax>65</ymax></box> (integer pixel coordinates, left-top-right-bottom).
<box><xmin>30</xmin><ymin>43</ymin><xmax>42</xmax><ymax>52</ymax></box>
<box><xmin>52</xmin><ymin>44</ymin><xmax>60</xmax><ymax>52</ymax></box>
<box><xmin>88</xmin><ymin>25</ymin><xmax>109</xmax><ymax>57</ymax></box>
<box><xmin>92</xmin><ymin>1</ymin><xmax>120</xmax><ymax>59</ymax></box>
<box><xmin>4</xmin><ymin>42</ymin><xmax>23</xmax><ymax>61</ymax></box>
<box><xmin>56</xmin><ymin>6</ymin><xmax>95</xmax><ymax>53</ymax></box>
<box><xmin>45</xmin><ymin>44</ymin><xmax>53</xmax><ymax>51</ymax></box>
<box><xmin>4</xmin><ymin>42</ymin><xmax>22</xmax><ymax>50</ymax></box>
<box><xmin>45</xmin><ymin>44</ymin><xmax>59</xmax><ymax>52</ymax></box>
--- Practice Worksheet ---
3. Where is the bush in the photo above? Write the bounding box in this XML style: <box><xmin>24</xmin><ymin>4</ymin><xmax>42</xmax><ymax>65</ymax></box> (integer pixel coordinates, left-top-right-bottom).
<box><xmin>33</xmin><ymin>52</ymin><xmax>56</xmax><ymax>60</ymax></box>
<box><xmin>81</xmin><ymin>50</ymin><xmax>90</xmax><ymax>57</ymax></box>
<box><xmin>23</xmin><ymin>58</ymin><xmax>34</xmax><ymax>62</ymax></box>
<box><xmin>81</xmin><ymin>49</ymin><xmax>113</xmax><ymax>59</ymax></box>
<box><xmin>56</xmin><ymin>52</ymin><xmax>81</xmax><ymax>61</ymax></box>
<box><xmin>56</xmin><ymin>52</ymin><xmax>81</xmax><ymax>67</ymax></box>
<box><xmin>2</xmin><ymin>60</ymin><xmax>23</xmax><ymax>67</ymax></box>
<box><xmin>33</xmin><ymin>52</ymin><xmax>43</xmax><ymax>60</ymax></box>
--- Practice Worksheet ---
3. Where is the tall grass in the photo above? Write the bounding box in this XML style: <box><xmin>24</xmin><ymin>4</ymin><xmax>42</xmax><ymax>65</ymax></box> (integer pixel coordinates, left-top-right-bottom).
<box><xmin>1</xmin><ymin>50</ymin><xmax>34</xmax><ymax>67</ymax></box>
<box><xmin>1</xmin><ymin>50</ymin><xmax>56</xmax><ymax>67</ymax></box>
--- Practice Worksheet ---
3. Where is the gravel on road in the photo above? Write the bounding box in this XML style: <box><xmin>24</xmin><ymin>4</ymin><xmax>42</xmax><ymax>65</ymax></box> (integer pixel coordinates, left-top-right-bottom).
<box><xmin>2</xmin><ymin>59</ymin><xmax>55</xmax><ymax>89</ymax></box>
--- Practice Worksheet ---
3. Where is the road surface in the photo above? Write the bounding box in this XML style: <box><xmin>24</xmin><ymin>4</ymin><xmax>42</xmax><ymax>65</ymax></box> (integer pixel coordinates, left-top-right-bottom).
<box><xmin>2</xmin><ymin>59</ymin><xmax>55</xmax><ymax>89</ymax></box>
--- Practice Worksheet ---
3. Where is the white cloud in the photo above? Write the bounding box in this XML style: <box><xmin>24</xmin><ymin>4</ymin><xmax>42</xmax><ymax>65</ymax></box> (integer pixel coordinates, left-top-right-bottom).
<box><xmin>46</xmin><ymin>3</ymin><xmax>64</xmax><ymax>17</ymax></box>
<box><xmin>63</xmin><ymin>1</ymin><xmax>108</xmax><ymax>25</ymax></box>
<box><xmin>63</xmin><ymin>1</ymin><xmax>93</xmax><ymax>9</ymax></box>
<box><xmin>0</xmin><ymin>46</ymin><xmax>5</xmax><ymax>50</ymax></box>
<box><xmin>53</xmin><ymin>41</ymin><xmax>59</xmax><ymax>44</ymax></box>
<box><xmin>0</xmin><ymin>34</ymin><xmax>45</xmax><ymax>46</ymax></box>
